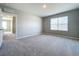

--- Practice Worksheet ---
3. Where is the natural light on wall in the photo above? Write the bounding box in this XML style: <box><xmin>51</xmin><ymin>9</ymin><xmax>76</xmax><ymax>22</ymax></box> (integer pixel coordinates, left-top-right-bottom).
<box><xmin>2</xmin><ymin>16</ymin><xmax>13</xmax><ymax>32</ymax></box>
<box><xmin>2</xmin><ymin>21</ymin><xmax>7</xmax><ymax>30</ymax></box>
<box><xmin>50</xmin><ymin>16</ymin><xmax>68</xmax><ymax>31</ymax></box>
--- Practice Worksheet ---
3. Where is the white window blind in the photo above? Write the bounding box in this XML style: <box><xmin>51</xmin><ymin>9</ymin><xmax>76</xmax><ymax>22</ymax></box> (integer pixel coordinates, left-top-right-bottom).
<box><xmin>50</xmin><ymin>16</ymin><xmax>68</xmax><ymax>31</ymax></box>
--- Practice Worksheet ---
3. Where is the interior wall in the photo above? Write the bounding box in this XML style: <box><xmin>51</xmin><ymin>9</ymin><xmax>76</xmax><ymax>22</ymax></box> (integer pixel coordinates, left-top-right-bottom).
<box><xmin>16</xmin><ymin>11</ymin><xmax>42</xmax><ymax>39</ymax></box>
<box><xmin>0</xmin><ymin>5</ymin><xmax>42</xmax><ymax>39</ymax></box>
<box><xmin>42</xmin><ymin>9</ymin><xmax>79</xmax><ymax>38</ymax></box>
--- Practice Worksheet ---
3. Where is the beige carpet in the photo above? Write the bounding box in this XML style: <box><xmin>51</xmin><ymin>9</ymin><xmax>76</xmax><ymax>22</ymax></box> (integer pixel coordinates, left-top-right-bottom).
<box><xmin>0</xmin><ymin>34</ymin><xmax>79</xmax><ymax>56</ymax></box>
<box><xmin>3</xmin><ymin>32</ymin><xmax>16</xmax><ymax>40</ymax></box>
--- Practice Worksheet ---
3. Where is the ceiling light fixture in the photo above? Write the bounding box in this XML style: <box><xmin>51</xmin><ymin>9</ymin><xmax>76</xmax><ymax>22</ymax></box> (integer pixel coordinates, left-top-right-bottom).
<box><xmin>42</xmin><ymin>4</ymin><xmax>47</xmax><ymax>8</ymax></box>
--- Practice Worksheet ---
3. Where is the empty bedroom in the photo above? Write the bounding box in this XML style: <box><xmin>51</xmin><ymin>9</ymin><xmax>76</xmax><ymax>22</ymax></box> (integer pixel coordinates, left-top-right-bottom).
<box><xmin>0</xmin><ymin>3</ymin><xmax>79</xmax><ymax>56</ymax></box>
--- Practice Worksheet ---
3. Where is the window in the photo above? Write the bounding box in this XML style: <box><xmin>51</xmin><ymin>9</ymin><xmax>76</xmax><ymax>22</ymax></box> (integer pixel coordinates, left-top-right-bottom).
<box><xmin>50</xmin><ymin>16</ymin><xmax>68</xmax><ymax>31</ymax></box>
<box><xmin>2</xmin><ymin>21</ymin><xmax>7</xmax><ymax>30</ymax></box>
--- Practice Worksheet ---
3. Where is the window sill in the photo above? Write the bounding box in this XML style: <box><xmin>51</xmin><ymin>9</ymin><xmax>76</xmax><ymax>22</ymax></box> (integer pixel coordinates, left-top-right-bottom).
<box><xmin>50</xmin><ymin>29</ymin><xmax>68</xmax><ymax>32</ymax></box>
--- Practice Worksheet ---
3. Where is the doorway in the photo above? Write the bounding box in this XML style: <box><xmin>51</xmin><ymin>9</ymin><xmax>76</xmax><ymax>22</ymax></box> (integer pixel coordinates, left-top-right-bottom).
<box><xmin>2</xmin><ymin>14</ymin><xmax>17</xmax><ymax>40</ymax></box>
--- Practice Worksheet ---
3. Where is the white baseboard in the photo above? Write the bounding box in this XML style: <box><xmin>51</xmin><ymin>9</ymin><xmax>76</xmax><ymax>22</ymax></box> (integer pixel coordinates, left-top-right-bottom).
<box><xmin>16</xmin><ymin>33</ymin><xmax>79</xmax><ymax>40</ymax></box>
<box><xmin>62</xmin><ymin>35</ymin><xmax>79</xmax><ymax>40</ymax></box>
<box><xmin>42</xmin><ymin>33</ymin><xmax>79</xmax><ymax>40</ymax></box>
<box><xmin>16</xmin><ymin>34</ymin><xmax>40</xmax><ymax>39</ymax></box>
<box><xmin>55</xmin><ymin>35</ymin><xmax>79</xmax><ymax>40</ymax></box>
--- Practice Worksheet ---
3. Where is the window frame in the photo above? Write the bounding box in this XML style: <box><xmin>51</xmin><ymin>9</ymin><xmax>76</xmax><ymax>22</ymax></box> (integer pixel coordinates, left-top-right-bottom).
<box><xmin>50</xmin><ymin>16</ymin><xmax>68</xmax><ymax>31</ymax></box>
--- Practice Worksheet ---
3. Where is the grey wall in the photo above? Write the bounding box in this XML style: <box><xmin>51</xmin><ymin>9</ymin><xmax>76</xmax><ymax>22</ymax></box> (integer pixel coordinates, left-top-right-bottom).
<box><xmin>42</xmin><ymin>9</ymin><xmax>79</xmax><ymax>38</ymax></box>
<box><xmin>16</xmin><ymin>11</ymin><xmax>42</xmax><ymax>39</ymax></box>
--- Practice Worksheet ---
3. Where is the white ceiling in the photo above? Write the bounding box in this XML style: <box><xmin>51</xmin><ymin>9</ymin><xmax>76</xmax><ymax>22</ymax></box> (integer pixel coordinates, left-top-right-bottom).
<box><xmin>1</xmin><ymin>3</ymin><xmax>79</xmax><ymax>17</ymax></box>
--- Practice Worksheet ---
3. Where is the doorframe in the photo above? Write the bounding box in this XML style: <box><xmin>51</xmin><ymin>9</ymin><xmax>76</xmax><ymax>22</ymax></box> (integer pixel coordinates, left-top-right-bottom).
<box><xmin>1</xmin><ymin>12</ymin><xmax>17</xmax><ymax>39</ymax></box>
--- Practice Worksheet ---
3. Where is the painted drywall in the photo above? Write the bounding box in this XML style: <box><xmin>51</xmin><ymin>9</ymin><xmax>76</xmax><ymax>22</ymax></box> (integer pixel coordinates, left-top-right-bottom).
<box><xmin>42</xmin><ymin>9</ymin><xmax>79</xmax><ymax>38</ymax></box>
<box><xmin>16</xmin><ymin>11</ymin><xmax>42</xmax><ymax>39</ymax></box>
<box><xmin>0</xmin><ymin>5</ymin><xmax>42</xmax><ymax>39</ymax></box>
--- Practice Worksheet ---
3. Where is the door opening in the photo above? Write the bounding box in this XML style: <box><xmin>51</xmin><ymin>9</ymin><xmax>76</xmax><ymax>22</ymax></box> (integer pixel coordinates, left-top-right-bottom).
<box><xmin>2</xmin><ymin>14</ymin><xmax>17</xmax><ymax>40</ymax></box>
